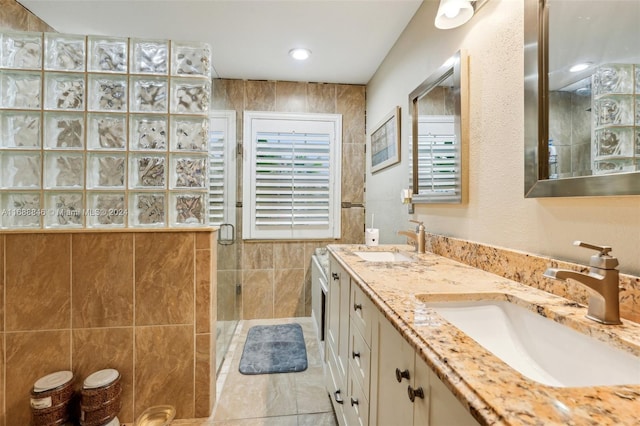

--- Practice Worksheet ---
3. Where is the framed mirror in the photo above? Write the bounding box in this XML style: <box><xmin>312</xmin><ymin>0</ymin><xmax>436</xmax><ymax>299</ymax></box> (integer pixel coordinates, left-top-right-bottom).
<box><xmin>409</xmin><ymin>50</ymin><xmax>468</xmax><ymax>204</ymax></box>
<box><xmin>524</xmin><ymin>0</ymin><xmax>640</xmax><ymax>198</ymax></box>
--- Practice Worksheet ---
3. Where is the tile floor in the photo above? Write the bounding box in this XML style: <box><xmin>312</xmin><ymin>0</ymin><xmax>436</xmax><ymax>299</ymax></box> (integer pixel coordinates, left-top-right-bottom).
<box><xmin>172</xmin><ymin>317</ymin><xmax>337</xmax><ymax>426</ymax></box>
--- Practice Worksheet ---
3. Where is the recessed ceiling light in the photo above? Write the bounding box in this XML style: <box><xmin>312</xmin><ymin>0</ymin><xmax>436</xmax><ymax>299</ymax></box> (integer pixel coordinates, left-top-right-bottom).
<box><xmin>289</xmin><ymin>48</ymin><xmax>311</xmax><ymax>61</ymax></box>
<box><xmin>569</xmin><ymin>62</ymin><xmax>592</xmax><ymax>73</ymax></box>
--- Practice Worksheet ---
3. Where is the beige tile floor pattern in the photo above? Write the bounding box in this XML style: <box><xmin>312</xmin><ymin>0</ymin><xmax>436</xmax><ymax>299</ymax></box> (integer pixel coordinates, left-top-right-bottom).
<box><xmin>171</xmin><ymin>317</ymin><xmax>338</xmax><ymax>426</ymax></box>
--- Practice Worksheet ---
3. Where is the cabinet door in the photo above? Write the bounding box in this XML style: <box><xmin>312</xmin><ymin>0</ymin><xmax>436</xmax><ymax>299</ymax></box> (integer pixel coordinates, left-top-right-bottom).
<box><xmin>327</xmin><ymin>257</ymin><xmax>342</xmax><ymax>364</ymax></box>
<box><xmin>412</xmin><ymin>354</ymin><xmax>431</xmax><ymax>426</ymax></box>
<box><xmin>337</xmin><ymin>268</ymin><xmax>351</xmax><ymax>378</ymax></box>
<box><xmin>372</xmin><ymin>313</ymin><xmax>415</xmax><ymax>426</ymax></box>
<box><xmin>428</xmin><ymin>364</ymin><xmax>479</xmax><ymax>426</ymax></box>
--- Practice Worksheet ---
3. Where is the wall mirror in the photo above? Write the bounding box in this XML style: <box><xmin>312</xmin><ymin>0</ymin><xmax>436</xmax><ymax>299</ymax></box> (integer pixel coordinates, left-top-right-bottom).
<box><xmin>409</xmin><ymin>50</ymin><xmax>468</xmax><ymax>204</ymax></box>
<box><xmin>524</xmin><ymin>0</ymin><xmax>640</xmax><ymax>198</ymax></box>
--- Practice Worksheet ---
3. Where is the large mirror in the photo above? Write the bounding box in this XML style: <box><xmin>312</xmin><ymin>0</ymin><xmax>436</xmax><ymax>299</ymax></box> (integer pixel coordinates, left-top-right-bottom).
<box><xmin>409</xmin><ymin>50</ymin><xmax>468</xmax><ymax>204</ymax></box>
<box><xmin>524</xmin><ymin>0</ymin><xmax>640</xmax><ymax>197</ymax></box>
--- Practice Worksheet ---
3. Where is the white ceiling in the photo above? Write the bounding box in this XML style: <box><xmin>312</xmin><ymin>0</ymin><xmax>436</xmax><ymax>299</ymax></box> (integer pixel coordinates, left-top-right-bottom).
<box><xmin>17</xmin><ymin>0</ymin><xmax>424</xmax><ymax>85</ymax></box>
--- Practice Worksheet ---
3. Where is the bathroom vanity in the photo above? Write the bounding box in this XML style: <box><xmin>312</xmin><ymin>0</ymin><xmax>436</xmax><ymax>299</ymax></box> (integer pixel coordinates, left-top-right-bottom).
<box><xmin>324</xmin><ymin>244</ymin><xmax>640</xmax><ymax>426</ymax></box>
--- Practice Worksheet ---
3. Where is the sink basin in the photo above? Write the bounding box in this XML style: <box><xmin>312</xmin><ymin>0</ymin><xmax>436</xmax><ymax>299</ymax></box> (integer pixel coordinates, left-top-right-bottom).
<box><xmin>353</xmin><ymin>251</ymin><xmax>414</xmax><ymax>262</ymax></box>
<box><xmin>422</xmin><ymin>299</ymin><xmax>640</xmax><ymax>387</ymax></box>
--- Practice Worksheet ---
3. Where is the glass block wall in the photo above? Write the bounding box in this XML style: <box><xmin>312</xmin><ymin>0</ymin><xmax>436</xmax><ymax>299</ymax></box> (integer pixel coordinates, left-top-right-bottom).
<box><xmin>0</xmin><ymin>31</ymin><xmax>211</xmax><ymax>229</ymax></box>
<box><xmin>591</xmin><ymin>63</ymin><xmax>640</xmax><ymax>174</ymax></box>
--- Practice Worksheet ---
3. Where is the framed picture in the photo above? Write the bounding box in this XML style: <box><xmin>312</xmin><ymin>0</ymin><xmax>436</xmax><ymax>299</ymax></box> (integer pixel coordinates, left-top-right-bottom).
<box><xmin>370</xmin><ymin>106</ymin><xmax>400</xmax><ymax>173</ymax></box>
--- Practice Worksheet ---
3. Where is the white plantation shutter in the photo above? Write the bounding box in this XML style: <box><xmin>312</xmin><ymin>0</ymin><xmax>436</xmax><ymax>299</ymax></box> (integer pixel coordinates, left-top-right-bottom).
<box><xmin>243</xmin><ymin>112</ymin><xmax>342</xmax><ymax>240</ymax></box>
<box><xmin>411</xmin><ymin>116</ymin><xmax>461</xmax><ymax>203</ymax></box>
<box><xmin>208</xmin><ymin>111</ymin><xmax>236</xmax><ymax>228</ymax></box>
<box><xmin>208</xmin><ymin>129</ymin><xmax>225</xmax><ymax>224</ymax></box>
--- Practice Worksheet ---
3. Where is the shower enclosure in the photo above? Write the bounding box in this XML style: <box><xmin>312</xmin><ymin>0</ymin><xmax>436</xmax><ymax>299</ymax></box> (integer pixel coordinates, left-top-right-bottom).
<box><xmin>208</xmin><ymin>111</ymin><xmax>240</xmax><ymax>372</ymax></box>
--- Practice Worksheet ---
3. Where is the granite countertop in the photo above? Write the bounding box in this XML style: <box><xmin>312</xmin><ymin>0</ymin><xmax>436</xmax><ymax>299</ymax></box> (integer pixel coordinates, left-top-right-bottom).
<box><xmin>327</xmin><ymin>244</ymin><xmax>640</xmax><ymax>426</ymax></box>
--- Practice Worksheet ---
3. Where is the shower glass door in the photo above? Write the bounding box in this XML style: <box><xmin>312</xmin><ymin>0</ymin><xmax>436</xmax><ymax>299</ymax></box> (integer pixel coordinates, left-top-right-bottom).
<box><xmin>209</xmin><ymin>111</ymin><xmax>240</xmax><ymax>373</ymax></box>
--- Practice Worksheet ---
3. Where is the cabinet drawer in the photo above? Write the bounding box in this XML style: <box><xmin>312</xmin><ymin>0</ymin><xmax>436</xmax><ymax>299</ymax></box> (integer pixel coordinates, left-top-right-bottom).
<box><xmin>348</xmin><ymin>324</ymin><xmax>371</xmax><ymax>395</ymax></box>
<box><xmin>350</xmin><ymin>283</ymin><xmax>373</xmax><ymax>345</ymax></box>
<box><xmin>346</xmin><ymin>365</ymin><xmax>370</xmax><ymax>426</ymax></box>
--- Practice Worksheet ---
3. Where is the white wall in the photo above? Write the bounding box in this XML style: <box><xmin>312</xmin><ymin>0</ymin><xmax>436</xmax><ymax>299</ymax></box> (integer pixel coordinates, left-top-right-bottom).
<box><xmin>366</xmin><ymin>0</ymin><xmax>640</xmax><ymax>276</ymax></box>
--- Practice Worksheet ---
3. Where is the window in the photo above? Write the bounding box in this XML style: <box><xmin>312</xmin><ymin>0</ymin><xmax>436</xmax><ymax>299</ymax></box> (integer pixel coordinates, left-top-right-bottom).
<box><xmin>243</xmin><ymin>111</ymin><xmax>342</xmax><ymax>240</ymax></box>
<box><xmin>208</xmin><ymin>111</ymin><xmax>236</xmax><ymax>229</ymax></box>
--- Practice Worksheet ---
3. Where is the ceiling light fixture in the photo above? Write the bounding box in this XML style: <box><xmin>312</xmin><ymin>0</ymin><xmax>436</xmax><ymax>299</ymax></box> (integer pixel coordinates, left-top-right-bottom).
<box><xmin>435</xmin><ymin>0</ymin><xmax>475</xmax><ymax>29</ymax></box>
<box><xmin>569</xmin><ymin>62</ymin><xmax>592</xmax><ymax>73</ymax></box>
<box><xmin>289</xmin><ymin>48</ymin><xmax>311</xmax><ymax>61</ymax></box>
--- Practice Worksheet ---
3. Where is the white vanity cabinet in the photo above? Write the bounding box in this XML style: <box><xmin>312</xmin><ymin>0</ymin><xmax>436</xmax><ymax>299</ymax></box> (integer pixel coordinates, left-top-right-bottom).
<box><xmin>326</xmin><ymin>255</ymin><xmax>353</xmax><ymax>424</ymax></box>
<box><xmin>326</xmin><ymin>252</ymin><xmax>480</xmax><ymax>426</ymax></box>
<box><xmin>370</xmin><ymin>314</ymin><xmax>422</xmax><ymax>426</ymax></box>
<box><xmin>370</xmin><ymin>310</ymin><xmax>479</xmax><ymax>426</ymax></box>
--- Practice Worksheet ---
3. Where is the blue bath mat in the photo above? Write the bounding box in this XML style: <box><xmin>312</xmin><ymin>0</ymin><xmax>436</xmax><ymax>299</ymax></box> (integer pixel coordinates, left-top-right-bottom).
<box><xmin>239</xmin><ymin>323</ymin><xmax>308</xmax><ymax>375</ymax></box>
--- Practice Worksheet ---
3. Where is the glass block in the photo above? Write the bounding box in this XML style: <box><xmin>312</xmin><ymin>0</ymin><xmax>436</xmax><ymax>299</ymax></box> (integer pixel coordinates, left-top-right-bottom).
<box><xmin>1</xmin><ymin>31</ymin><xmax>42</xmax><ymax>69</ymax></box>
<box><xmin>44</xmin><ymin>192</ymin><xmax>83</xmax><ymax>227</ymax></box>
<box><xmin>636</xmin><ymin>65</ymin><xmax>640</xmax><ymax>94</ymax></box>
<box><xmin>44</xmin><ymin>152</ymin><xmax>84</xmax><ymax>189</ymax></box>
<box><xmin>0</xmin><ymin>152</ymin><xmax>41</xmax><ymax>188</ymax></box>
<box><xmin>129</xmin><ymin>154</ymin><xmax>166</xmax><ymax>188</ymax></box>
<box><xmin>44</xmin><ymin>33</ymin><xmax>85</xmax><ymax>72</ymax></box>
<box><xmin>170</xmin><ymin>155</ymin><xmax>207</xmax><ymax>189</ymax></box>
<box><xmin>170</xmin><ymin>116</ymin><xmax>208</xmax><ymax>151</ymax></box>
<box><xmin>171</xmin><ymin>41</ymin><xmax>211</xmax><ymax>77</ymax></box>
<box><xmin>130</xmin><ymin>115</ymin><xmax>167</xmax><ymax>150</ymax></box>
<box><xmin>44</xmin><ymin>112</ymin><xmax>84</xmax><ymax>149</ymax></box>
<box><xmin>170</xmin><ymin>78</ymin><xmax>210</xmax><ymax>114</ymax></box>
<box><xmin>1</xmin><ymin>192</ymin><xmax>41</xmax><ymax>228</ymax></box>
<box><xmin>87</xmin><ymin>153</ymin><xmax>125</xmax><ymax>189</ymax></box>
<box><xmin>130</xmin><ymin>76</ymin><xmax>168</xmax><ymax>112</ymax></box>
<box><xmin>87</xmin><ymin>192</ymin><xmax>126</xmax><ymax>227</ymax></box>
<box><xmin>592</xmin><ymin>64</ymin><xmax>634</xmax><ymax>96</ymax></box>
<box><xmin>636</xmin><ymin>96</ymin><xmax>640</xmax><ymax>125</ymax></box>
<box><xmin>88</xmin><ymin>74</ymin><xmax>127</xmax><ymax>111</ymax></box>
<box><xmin>593</xmin><ymin>127</ymin><xmax>634</xmax><ymax>160</ymax></box>
<box><xmin>44</xmin><ymin>72</ymin><xmax>85</xmax><ymax>110</ymax></box>
<box><xmin>170</xmin><ymin>192</ymin><xmax>207</xmax><ymax>226</ymax></box>
<box><xmin>130</xmin><ymin>39</ymin><xmax>168</xmax><ymax>75</ymax></box>
<box><xmin>593</xmin><ymin>95</ymin><xmax>634</xmax><ymax>128</ymax></box>
<box><xmin>593</xmin><ymin>159</ymin><xmax>635</xmax><ymax>175</ymax></box>
<box><xmin>0</xmin><ymin>111</ymin><xmax>41</xmax><ymax>148</ymax></box>
<box><xmin>87</xmin><ymin>113</ymin><xmax>126</xmax><ymax>150</ymax></box>
<box><xmin>0</xmin><ymin>71</ymin><xmax>41</xmax><ymax>109</ymax></box>
<box><xmin>129</xmin><ymin>192</ymin><xmax>165</xmax><ymax>227</ymax></box>
<box><xmin>88</xmin><ymin>36</ymin><xmax>128</xmax><ymax>73</ymax></box>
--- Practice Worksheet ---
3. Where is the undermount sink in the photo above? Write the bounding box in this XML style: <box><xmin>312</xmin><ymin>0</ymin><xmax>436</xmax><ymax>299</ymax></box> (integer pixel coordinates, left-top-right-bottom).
<box><xmin>353</xmin><ymin>251</ymin><xmax>415</xmax><ymax>262</ymax></box>
<box><xmin>421</xmin><ymin>297</ymin><xmax>640</xmax><ymax>388</ymax></box>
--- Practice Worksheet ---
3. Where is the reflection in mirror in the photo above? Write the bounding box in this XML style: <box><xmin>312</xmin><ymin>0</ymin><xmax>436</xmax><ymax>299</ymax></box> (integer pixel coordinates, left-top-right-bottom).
<box><xmin>409</xmin><ymin>50</ymin><xmax>468</xmax><ymax>204</ymax></box>
<box><xmin>524</xmin><ymin>0</ymin><xmax>640</xmax><ymax>197</ymax></box>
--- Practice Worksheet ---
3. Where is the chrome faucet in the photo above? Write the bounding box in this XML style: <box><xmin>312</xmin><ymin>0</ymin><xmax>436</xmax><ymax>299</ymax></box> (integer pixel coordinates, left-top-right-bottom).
<box><xmin>398</xmin><ymin>220</ymin><xmax>426</xmax><ymax>254</ymax></box>
<box><xmin>543</xmin><ymin>241</ymin><xmax>621</xmax><ymax>325</ymax></box>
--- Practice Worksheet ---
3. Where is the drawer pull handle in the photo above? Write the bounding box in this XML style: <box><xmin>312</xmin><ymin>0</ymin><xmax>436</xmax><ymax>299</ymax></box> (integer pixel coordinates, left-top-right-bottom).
<box><xmin>395</xmin><ymin>368</ymin><xmax>410</xmax><ymax>382</ymax></box>
<box><xmin>350</xmin><ymin>397</ymin><xmax>359</xmax><ymax>407</ymax></box>
<box><xmin>408</xmin><ymin>386</ymin><xmax>425</xmax><ymax>402</ymax></box>
<box><xmin>332</xmin><ymin>273</ymin><xmax>339</xmax><ymax>280</ymax></box>
<box><xmin>334</xmin><ymin>390</ymin><xmax>344</xmax><ymax>404</ymax></box>
<box><xmin>352</xmin><ymin>351</ymin><xmax>360</xmax><ymax>359</ymax></box>
<box><xmin>353</xmin><ymin>303</ymin><xmax>362</xmax><ymax>311</ymax></box>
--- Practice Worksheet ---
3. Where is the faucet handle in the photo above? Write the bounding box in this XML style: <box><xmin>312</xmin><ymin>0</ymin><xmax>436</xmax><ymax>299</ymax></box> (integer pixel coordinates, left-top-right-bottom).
<box><xmin>573</xmin><ymin>241</ymin><xmax>618</xmax><ymax>269</ymax></box>
<box><xmin>409</xmin><ymin>219</ymin><xmax>424</xmax><ymax>230</ymax></box>
<box><xmin>573</xmin><ymin>241</ymin><xmax>612</xmax><ymax>256</ymax></box>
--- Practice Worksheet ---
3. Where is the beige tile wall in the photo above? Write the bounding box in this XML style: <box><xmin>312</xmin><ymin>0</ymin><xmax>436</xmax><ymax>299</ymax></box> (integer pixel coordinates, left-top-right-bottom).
<box><xmin>0</xmin><ymin>0</ymin><xmax>55</xmax><ymax>32</ymax></box>
<box><xmin>212</xmin><ymin>79</ymin><xmax>366</xmax><ymax>321</ymax></box>
<box><xmin>0</xmin><ymin>230</ymin><xmax>217</xmax><ymax>425</ymax></box>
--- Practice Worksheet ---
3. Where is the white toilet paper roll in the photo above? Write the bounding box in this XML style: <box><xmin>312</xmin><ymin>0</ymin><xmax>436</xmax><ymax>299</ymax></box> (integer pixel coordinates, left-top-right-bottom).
<box><xmin>365</xmin><ymin>228</ymin><xmax>379</xmax><ymax>246</ymax></box>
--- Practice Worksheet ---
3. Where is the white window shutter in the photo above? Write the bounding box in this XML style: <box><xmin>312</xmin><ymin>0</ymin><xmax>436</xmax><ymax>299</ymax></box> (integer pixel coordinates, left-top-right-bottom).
<box><xmin>243</xmin><ymin>112</ymin><xmax>342</xmax><ymax>240</ymax></box>
<box><xmin>208</xmin><ymin>111</ymin><xmax>236</xmax><ymax>227</ymax></box>
<box><xmin>411</xmin><ymin>116</ymin><xmax>461</xmax><ymax>203</ymax></box>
